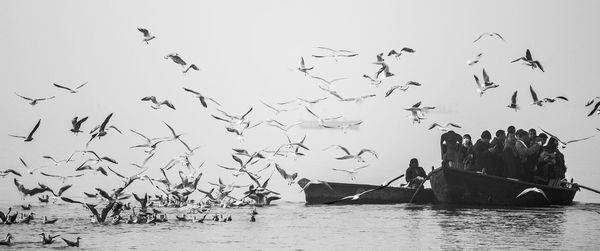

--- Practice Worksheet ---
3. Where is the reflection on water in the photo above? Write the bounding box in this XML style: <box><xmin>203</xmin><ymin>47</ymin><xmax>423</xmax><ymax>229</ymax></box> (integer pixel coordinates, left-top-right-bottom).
<box><xmin>0</xmin><ymin>201</ymin><xmax>598</xmax><ymax>250</ymax></box>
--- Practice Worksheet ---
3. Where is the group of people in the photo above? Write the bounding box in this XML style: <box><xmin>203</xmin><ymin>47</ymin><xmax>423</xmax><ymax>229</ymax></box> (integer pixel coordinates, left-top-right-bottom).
<box><xmin>439</xmin><ymin>127</ymin><xmax>567</xmax><ymax>185</ymax></box>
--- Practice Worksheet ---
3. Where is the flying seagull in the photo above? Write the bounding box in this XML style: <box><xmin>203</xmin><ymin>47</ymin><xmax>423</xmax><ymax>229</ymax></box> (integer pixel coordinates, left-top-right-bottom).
<box><xmin>473</xmin><ymin>32</ymin><xmax>506</xmax><ymax>43</ymax></box>
<box><xmin>506</xmin><ymin>90</ymin><xmax>519</xmax><ymax>111</ymax></box>
<box><xmin>15</xmin><ymin>93</ymin><xmax>55</xmax><ymax>106</ymax></box>
<box><xmin>388</xmin><ymin>47</ymin><xmax>415</xmax><ymax>60</ymax></box>
<box><xmin>183</xmin><ymin>88</ymin><xmax>221</xmax><ymax>108</ymax></box>
<box><xmin>511</xmin><ymin>49</ymin><xmax>544</xmax><ymax>72</ymax></box>
<box><xmin>297</xmin><ymin>57</ymin><xmax>313</xmax><ymax>76</ymax></box>
<box><xmin>385</xmin><ymin>81</ymin><xmax>422</xmax><ymax>97</ymax></box>
<box><xmin>310</xmin><ymin>75</ymin><xmax>347</xmax><ymax>85</ymax></box>
<box><xmin>183</xmin><ymin>64</ymin><xmax>199</xmax><ymax>74</ymax></box>
<box><xmin>165</xmin><ymin>53</ymin><xmax>187</xmax><ymax>67</ymax></box>
<box><xmin>466</xmin><ymin>53</ymin><xmax>483</xmax><ymax>66</ymax></box>
<box><xmin>70</xmin><ymin>116</ymin><xmax>88</xmax><ymax>134</ymax></box>
<box><xmin>53</xmin><ymin>82</ymin><xmax>88</xmax><ymax>93</ymax></box>
<box><xmin>530</xmin><ymin>85</ymin><xmax>568</xmax><ymax>106</ymax></box>
<box><xmin>331</xmin><ymin>165</ymin><xmax>369</xmax><ymax>180</ymax></box>
<box><xmin>539</xmin><ymin>128</ymin><xmax>594</xmax><ymax>148</ymax></box>
<box><xmin>275</xmin><ymin>164</ymin><xmax>297</xmax><ymax>185</ymax></box>
<box><xmin>474</xmin><ymin>68</ymin><xmax>499</xmax><ymax>96</ymax></box>
<box><xmin>9</xmin><ymin>119</ymin><xmax>41</xmax><ymax>142</ymax></box>
<box><xmin>428</xmin><ymin>123</ymin><xmax>461</xmax><ymax>132</ymax></box>
<box><xmin>324</xmin><ymin>145</ymin><xmax>378</xmax><ymax>163</ymax></box>
<box><xmin>137</xmin><ymin>27</ymin><xmax>156</xmax><ymax>44</ymax></box>
<box><xmin>312</xmin><ymin>47</ymin><xmax>358</xmax><ymax>61</ymax></box>
<box><xmin>141</xmin><ymin>96</ymin><xmax>175</xmax><ymax>110</ymax></box>
<box><xmin>588</xmin><ymin>101</ymin><xmax>600</xmax><ymax>117</ymax></box>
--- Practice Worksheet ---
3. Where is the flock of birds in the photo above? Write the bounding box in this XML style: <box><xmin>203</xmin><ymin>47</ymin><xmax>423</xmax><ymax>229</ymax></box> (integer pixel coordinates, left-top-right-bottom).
<box><xmin>1</xmin><ymin>28</ymin><xmax>599</xmax><ymax>247</ymax></box>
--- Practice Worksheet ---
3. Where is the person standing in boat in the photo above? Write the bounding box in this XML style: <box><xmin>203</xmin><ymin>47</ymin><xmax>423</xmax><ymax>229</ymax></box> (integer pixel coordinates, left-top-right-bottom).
<box><xmin>406</xmin><ymin>158</ymin><xmax>427</xmax><ymax>189</ymax></box>
<box><xmin>515</xmin><ymin>130</ymin><xmax>542</xmax><ymax>182</ymax></box>
<box><xmin>536</xmin><ymin>137</ymin><xmax>566</xmax><ymax>185</ymax></box>
<box><xmin>485</xmin><ymin>130</ymin><xmax>505</xmax><ymax>176</ymax></box>
<box><xmin>440</xmin><ymin>130</ymin><xmax>462</xmax><ymax>168</ymax></box>
<box><xmin>503</xmin><ymin>126</ymin><xmax>519</xmax><ymax>179</ymax></box>
<box><xmin>468</xmin><ymin>131</ymin><xmax>492</xmax><ymax>173</ymax></box>
<box><xmin>460</xmin><ymin>134</ymin><xmax>474</xmax><ymax>170</ymax></box>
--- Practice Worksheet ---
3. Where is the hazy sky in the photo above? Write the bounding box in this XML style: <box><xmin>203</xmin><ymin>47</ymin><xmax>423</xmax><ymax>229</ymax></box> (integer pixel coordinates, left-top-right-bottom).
<box><xmin>1</xmin><ymin>0</ymin><xmax>599</xmax><ymax>203</ymax></box>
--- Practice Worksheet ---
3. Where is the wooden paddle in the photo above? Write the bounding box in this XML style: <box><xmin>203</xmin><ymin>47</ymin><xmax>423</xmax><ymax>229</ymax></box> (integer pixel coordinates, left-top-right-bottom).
<box><xmin>409</xmin><ymin>171</ymin><xmax>434</xmax><ymax>203</ymax></box>
<box><xmin>324</xmin><ymin>174</ymin><xmax>405</xmax><ymax>205</ymax></box>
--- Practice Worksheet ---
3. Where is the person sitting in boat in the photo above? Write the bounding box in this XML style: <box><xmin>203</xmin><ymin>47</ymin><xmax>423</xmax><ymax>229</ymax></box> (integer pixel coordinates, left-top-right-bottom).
<box><xmin>406</xmin><ymin>158</ymin><xmax>427</xmax><ymax>189</ymax></box>
<box><xmin>527</xmin><ymin>128</ymin><xmax>538</xmax><ymax>147</ymax></box>
<box><xmin>502</xmin><ymin>126</ymin><xmax>519</xmax><ymax>179</ymax></box>
<box><xmin>468</xmin><ymin>130</ymin><xmax>492</xmax><ymax>173</ymax></box>
<box><xmin>440</xmin><ymin>130</ymin><xmax>462</xmax><ymax>168</ymax></box>
<box><xmin>460</xmin><ymin>134</ymin><xmax>474</xmax><ymax>170</ymax></box>
<box><xmin>536</xmin><ymin>137</ymin><xmax>566</xmax><ymax>185</ymax></box>
<box><xmin>515</xmin><ymin>130</ymin><xmax>542</xmax><ymax>182</ymax></box>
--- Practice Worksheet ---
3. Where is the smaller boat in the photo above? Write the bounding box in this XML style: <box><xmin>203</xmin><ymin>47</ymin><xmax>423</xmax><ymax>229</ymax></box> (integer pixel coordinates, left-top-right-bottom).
<box><xmin>297</xmin><ymin>178</ymin><xmax>437</xmax><ymax>204</ymax></box>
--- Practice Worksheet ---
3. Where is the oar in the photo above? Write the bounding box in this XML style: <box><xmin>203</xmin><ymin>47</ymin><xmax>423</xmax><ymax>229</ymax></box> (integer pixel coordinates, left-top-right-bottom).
<box><xmin>409</xmin><ymin>171</ymin><xmax>434</xmax><ymax>203</ymax></box>
<box><xmin>324</xmin><ymin>174</ymin><xmax>405</xmax><ymax>205</ymax></box>
<box><xmin>576</xmin><ymin>184</ymin><xmax>600</xmax><ymax>194</ymax></box>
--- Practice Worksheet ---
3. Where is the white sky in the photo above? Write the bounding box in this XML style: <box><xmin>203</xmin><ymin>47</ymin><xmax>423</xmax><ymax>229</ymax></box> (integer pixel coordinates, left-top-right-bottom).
<box><xmin>1</xmin><ymin>0</ymin><xmax>599</xmax><ymax>203</ymax></box>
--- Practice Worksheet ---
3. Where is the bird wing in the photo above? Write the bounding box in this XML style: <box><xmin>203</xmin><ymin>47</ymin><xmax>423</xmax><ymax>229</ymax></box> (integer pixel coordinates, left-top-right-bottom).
<box><xmin>511</xmin><ymin>90</ymin><xmax>518</xmax><ymax>104</ymax></box>
<box><xmin>554</xmin><ymin>96</ymin><xmax>568</xmax><ymax>101</ymax></box>
<box><xmin>75</xmin><ymin>116</ymin><xmax>88</xmax><ymax>128</ymax></box>
<box><xmin>129</xmin><ymin>129</ymin><xmax>151</xmax><ymax>142</ymax></box>
<box><xmin>161</xmin><ymin>100</ymin><xmax>176</xmax><ymax>110</ymax></box>
<box><xmin>448</xmin><ymin>123</ymin><xmax>461</xmax><ymax>128</ymax></box>
<box><xmin>305</xmin><ymin>107</ymin><xmax>321</xmax><ymax>119</ymax></box>
<box><xmin>53</xmin><ymin>83</ymin><xmax>74</xmax><ymax>92</ymax></box>
<box><xmin>27</xmin><ymin>119</ymin><xmax>42</xmax><ymax>139</ymax></box>
<box><xmin>473</xmin><ymin>75</ymin><xmax>481</xmax><ymax>88</ymax></box>
<box><xmin>315</xmin><ymin>46</ymin><xmax>335</xmax><ymax>52</ymax></box>
<box><xmin>493</xmin><ymin>33</ymin><xmax>506</xmax><ymax>42</ymax></box>
<box><xmin>473</xmin><ymin>33</ymin><xmax>485</xmax><ymax>43</ymax></box>
<box><xmin>40</xmin><ymin>172</ymin><xmax>61</xmax><ymax>178</ymax></box>
<box><xmin>358</xmin><ymin>149</ymin><xmax>378</xmax><ymax>158</ymax></box>
<box><xmin>15</xmin><ymin>93</ymin><xmax>33</xmax><ymax>101</ymax></box>
<box><xmin>529</xmin><ymin>85</ymin><xmax>539</xmax><ymax>102</ymax></box>
<box><xmin>99</xmin><ymin>113</ymin><xmax>113</xmax><ymax>131</ymax></box>
<box><xmin>525</xmin><ymin>49</ymin><xmax>532</xmax><ymax>61</ymax></box>
<box><xmin>538</xmin><ymin>128</ymin><xmax>566</xmax><ymax>145</ymax></box>
<box><xmin>534</xmin><ymin>61</ymin><xmax>544</xmax><ymax>72</ymax></box>
<box><xmin>353</xmin><ymin>165</ymin><xmax>369</xmax><ymax>171</ymax></box>
<box><xmin>428</xmin><ymin>123</ymin><xmax>440</xmax><ymax>130</ymax></box>
<box><xmin>57</xmin><ymin>184</ymin><xmax>72</xmax><ymax>196</ymax></box>
<box><xmin>412</xmin><ymin>101</ymin><xmax>422</xmax><ymax>108</ymax></box>
<box><xmin>240</xmin><ymin>107</ymin><xmax>253</xmax><ymax>120</ymax></box>
<box><xmin>565</xmin><ymin>136</ymin><xmax>594</xmax><ymax>144</ymax></box>
<box><xmin>61</xmin><ymin>197</ymin><xmax>84</xmax><ymax>204</ymax></box>
<box><xmin>162</xmin><ymin>121</ymin><xmax>178</xmax><ymax>138</ymax></box>
<box><xmin>137</xmin><ymin>27</ymin><xmax>150</xmax><ymax>36</ymax></box>
<box><xmin>275</xmin><ymin>164</ymin><xmax>289</xmax><ymax>179</ymax></box>
<box><xmin>183</xmin><ymin>87</ymin><xmax>200</xmax><ymax>95</ymax></box>
<box><xmin>101</xmin><ymin>156</ymin><xmax>118</xmax><ymax>164</ymax></box>
<box><xmin>106</xmin><ymin>166</ymin><xmax>126</xmax><ymax>179</ymax></box>
<box><xmin>482</xmin><ymin>68</ymin><xmax>490</xmax><ymax>83</ymax></box>
<box><xmin>331</xmin><ymin>168</ymin><xmax>352</xmax><ymax>174</ymax></box>
<box><xmin>75</xmin><ymin>82</ymin><xmax>88</xmax><ymax>90</ymax></box>
<box><xmin>588</xmin><ymin>102</ymin><xmax>600</xmax><ymax>116</ymax></box>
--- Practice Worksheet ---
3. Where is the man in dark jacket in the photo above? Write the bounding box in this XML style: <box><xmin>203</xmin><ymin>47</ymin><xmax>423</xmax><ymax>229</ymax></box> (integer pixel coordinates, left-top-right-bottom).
<box><xmin>486</xmin><ymin>130</ymin><xmax>505</xmax><ymax>176</ymax></box>
<box><xmin>440</xmin><ymin>130</ymin><xmax>463</xmax><ymax>168</ymax></box>
<box><xmin>469</xmin><ymin>131</ymin><xmax>492</xmax><ymax>173</ymax></box>
<box><xmin>406</xmin><ymin>158</ymin><xmax>427</xmax><ymax>188</ymax></box>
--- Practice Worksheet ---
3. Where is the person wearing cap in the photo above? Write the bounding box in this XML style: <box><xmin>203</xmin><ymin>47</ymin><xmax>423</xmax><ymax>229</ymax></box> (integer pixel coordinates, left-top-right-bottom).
<box><xmin>460</xmin><ymin>134</ymin><xmax>475</xmax><ymax>170</ymax></box>
<box><xmin>515</xmin><ymin>130</ymin><xmax>542</xmax><ymax>181</ymax></box>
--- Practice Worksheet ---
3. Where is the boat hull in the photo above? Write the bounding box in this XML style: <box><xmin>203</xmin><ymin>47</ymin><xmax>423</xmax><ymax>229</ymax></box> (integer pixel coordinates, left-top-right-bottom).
<box><xmin>298</xmin><ymin>178</ymin><xmax>437</xmax><ymax>204</ymax></box>
<box><xmin>429</xmin><ymin>167</ymin><xmax>578</xmax><ymax>206</ymax></box>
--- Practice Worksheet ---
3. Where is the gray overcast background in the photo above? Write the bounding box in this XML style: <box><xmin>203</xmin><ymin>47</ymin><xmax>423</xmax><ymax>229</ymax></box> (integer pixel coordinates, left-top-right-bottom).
<box><xmin>1</xmin><ymin>0</ymin><xmax>599</xmax><ymax>203</ymax></box>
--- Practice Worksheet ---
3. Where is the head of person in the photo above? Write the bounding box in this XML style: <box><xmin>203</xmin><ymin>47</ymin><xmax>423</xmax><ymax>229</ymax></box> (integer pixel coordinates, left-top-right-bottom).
<box><xmin>507</xmin><ymin>126</ymin><xmax>516</xmax><ymax>135</ymax></box>
<box><xmin>495</xmin><ymin>130</ymin><xmax>506</xmax><ymax>140</ymax></box>
<box><xmin>538</xmin><ymin>133</ymin><xmax>548</xmax><ymax>145</ymax></box>
<box><xmin>462</xmin><ymin>134</ymin><xmax>472</xmax><ymax>145</ymax></box>
<box><xmin>545</xmin><ymin>137</ymin><xmax>559</xmax><ymax>150</ymax></box>
<box><xmin>409</xmin><ymin>158</ymin><xmax>419</xmax><ymax>168</ymax></box>
<box><xmin>481</xmin><ymin>130</ymin><xmax>491</xmax><ymax>143</ymax></box>
<box><xmin>528</xmin><ymin>128</ymin><xmax>537</xmax><ymax>139</ymax></box>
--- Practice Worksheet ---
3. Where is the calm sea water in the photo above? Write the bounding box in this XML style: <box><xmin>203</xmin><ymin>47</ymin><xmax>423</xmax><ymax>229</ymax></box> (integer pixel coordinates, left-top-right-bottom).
<box><xmin>1</xmin><ymin>200</ymin><xmax>599</xmax><ymax>250</ymax></box>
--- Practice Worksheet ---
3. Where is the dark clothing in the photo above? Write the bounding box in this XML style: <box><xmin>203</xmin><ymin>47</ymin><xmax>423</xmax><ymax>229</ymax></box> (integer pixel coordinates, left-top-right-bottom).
<box><xmin>515</xmin><ymin>140</ymin><xmax>541</xmax><ymax>182</ymax></box>
<box><xmin>406</xmin><ymin>166</ymin><xmax>427</xmax><ymax>188</ymax></box>
<box><xmin>440</xmin><ymin>131</ymin><xmax>463</xmax><ymax>168</ymax></box>
<box><xmin>470</xmin><ymin>139</ymin><xmax>492</xmax><ymax>172</ymax></box>
<box><xmin>537</xmin><ymin>147</ymin><xmax>566</xmax><ymax>181</ymax></box>
<box><xmin>502</xmin><ymin>139</ymin><xmax>519</xmax><ymax>179</ymax></box>
<box><xmin>460</xmin><ymin>142</ymin><xmax>474</xmax><ymax>170</ymax></box>
<box><xmin>486</xmin><ymin>137</ymin><xmax>505</xmax><ymax>176</ymax></box>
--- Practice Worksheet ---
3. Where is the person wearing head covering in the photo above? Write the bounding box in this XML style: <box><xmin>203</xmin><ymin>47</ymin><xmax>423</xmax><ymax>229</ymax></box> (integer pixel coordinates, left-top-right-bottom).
<box><xmin>537</xmin><ymin>137</ymin><xmax>566</xmax><ymax>185</ymax></box>
<box><xmin>406</xmin><ymin>158</ymin><xmax>427</xmax><ymax>189</ymax></box>
<box><xmin>515</xmin><ymin>130</ymin><xmax>542</xmax><ymax>182</ymax></box>
<box><xmin>440</xmin><ymin>130</ymin><xmax>463</xmax><ymax>168</ymax></box>
<box><xmin>485</xmin><ymin>130</ymin><xmax>506</xmax><ymax>176</ymax></box>
<box><xmin>460</xmin><ymin>134</ymin><xmax>475</xmax><ymax>170</ymax></box>
<box><xmin>469</xmin><ymin>130</ymin><xmax>493</xmax><ymax>173</ymax></box>
<box><xmin>503</xmin><ymin>127</ymin><xmax>519</xmax><ymax>179</ymax></box>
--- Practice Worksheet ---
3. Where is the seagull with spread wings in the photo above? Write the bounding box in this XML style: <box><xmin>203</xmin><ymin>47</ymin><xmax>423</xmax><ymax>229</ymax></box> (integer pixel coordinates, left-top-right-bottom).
<box><xmin>385</xmin><ymin>81</ymin><xmax>422</xmax><ymax>97</ymax></box>
<box><xmin>137</xmin><ymin>27</ymin><xmax>156</xmax><ymax>44</ymax></box>
<box><xmin>165</xmin><ymin>53</ymin><xmax>187</xmax><ymax>67</ymax></box>
<box><xmin>511</xmin><ymin>49</ymin><xmax>544</xmax><ymax>72</ymax></box>
<box><xmin>297</xmin><ymin>57</ymin><xmax>313</xmax><ymax>76</ymax></box>
<box><xmin>15</xmin><ymin>93</ymin><xmax>55</xmax><ymax>106</ymax></box>
<box><xmin>70</xmin><ymin>116</ymin><xmax>88</xmax><ymax>134</ymax></box>
<box><xmin>305</xmin><ymin>107</ymin><xmax>342</xmax><ymax>127</ymax></box>
<box><xmin>466</xmin><ymin>53</ymin><xmax>483</xmax><ymax>66</ymax></box>
<box><xmin>53</xmin><ymin>82</ymin><xmax>88</xmax><ymax>93</ymax></box>
<box><xmin>183</xmin><ymin>64</ymin><xmax>199</xmax><ymax>74</ymax></box>
<box><xmin>506</xmin><ymin>90</ymin><xmax>519</xmax><ymax>111</ymax></box>
<box><xmin>539</xmin><ymin>128</ymin><xmax>594</xmax><ymax>148</ymax></box>
<box><xmin>388</xmin><ymin>47</ymin><xmax>415</xmax><ymax>60</ymax></box>
<box><xmin>310</xmin><ymin>75</ymin><xmax>347</xmax><ymax>85</ymax></box>
<box><xmin>312</xmin><ymin>47</ymin><xmax>358</xmax><ymax>61</ymax></box>
<box><xmin>474</xmin><ymin>68</ymin><xmax>499</xmax><ymax>96</ymax></box>
<box><xmin>331</xmin><ymin>165</ymin><xmax>369</xmax><ymax>180</ymax></box>
<box><xmin>141</xmin><ymin>96</ymin><xmax>175</xmax><ymax>110</ymax></box>
<box><xmin>275</xmin><ymin>164</ymin><xmax>297</xmax><ymax>185</ymax></box>
<box><xmin>183</xmin><ymin>87</ymin><xmax>221</xmax><ymax>108</ymax></box>
<box><xmin>9</xmin><ymin>119</ymin><xmax>41</xmax><ymax>142</ymax></box>
<box><xmin>473</xmin><ymin>32</ymin><xmax>506</xmax><ymax>43</ymax></box>
<box><xmin>428</xmin><ymin>123</ymin><xmax>461</xmax><ymax>132</ymax></box>
<box><xmin>324</xmin><ymin>145</ymin><xmax>378</xmax><ymax>163</ymax></box>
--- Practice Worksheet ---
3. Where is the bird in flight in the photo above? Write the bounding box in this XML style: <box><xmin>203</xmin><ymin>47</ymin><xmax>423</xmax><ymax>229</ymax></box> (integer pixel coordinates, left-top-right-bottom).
<box><xmin>588</xmin><ymin>101</ymin><xmax>600</xmax><ymax>117</ymax></box>
<box><xmin>165</xmin><ymin>53</ymin><xmax>187</xmax><ymax>67</ymax></box>
<box><xmin>183</xmin><ymin>88</ymin><xmax>221</xmax><ymax>108</ymax></box>
<box><xmin>310</xmin><ymin>75</ymin><xmax>347</xmax><ymax>85</ymax></box>
<box><xmin>385</xmin><ymin>81</ymin><xmax>422</xmax><ymax>97</ymax></box>
<box><xmin>141</xmin><ymin>96</ymin><xmax>175</xmax><ymax>110</ymax></box>
<box><xmin>539</xmin><ymin>128</ymin><xmax>594</xmax><ymax>148</ymax></box>
<box><xmin>70</xmin><ymin>116</ymin><xmax>88</xmax><ymax>134</ymax></box>
<box><xmin>9</xmin><ymin>119</ymin><xmax>41</xmax><ymax>142</ymax></box>
<box><xmin>511</xmin><ymin>49</ymin><xmax>544</xmax><ymax>72</ymax></box>
<box><xmin>53</xmin><ymin>82</ymin><xmax>88</xmax><ymax>93</ymax></box>
<box><xmin>324</xmin><ymin>145</ymin><xmax>378</xmax><ymax>163</ymax></box>
<box><xmin>137</xmin><ymin>27</ymin><xmax>156</xmax><ymax>44</ymax></box>
<box><xmin>466</xmin><ymin>53</ymin><xmax>483</xmax><ymax>66</ymax></box>
<box><xmin>387</xmin><ymin>47</ymin><xmax>415</xmax><ymax>60</ymax></box>
<box><xmin>331</xmin><ymin>165</ymin><xmax>369</xmax><ymax>180</ymax></box>
<box><xmin>323</xmin><ymin>121</ymin><xmax>363</xmax><ymax>134</ymax></box>
<box><xmin>473</xmin><ymin>32</ymin><xmax>506</xmax><ymax>43</ymax></box>
<box><xmin>297</xmin><ymin>57</ymin><xmax>314</xmax><ymax>76</ymax></box>
<box><xmin>305</xmin><ymin>107</ymin><xmax>342</xmax><ymax>127</ymax></box>
<box><xmin>428</xmin><ymin>123</ymin><xmax>461</xmax><ymax>132</ymax></box>
<box><xmin>275</xmin><ymin>164</ymin><xmax>298</xmax><ymax>185</ymax></box>
<box><xmin>474</xmin><ymin>68</ymin><xmax>499</xmax><ymax>96</ymax></box>
<box><xmin>506</xmin><ymin>90</ymin><xmax>519</xmax><ymax>111</ymax></box>
<box><xmin>15</xmin><ymin>93</ymin><xmax>55</xmax><ymax>106</ymax></box>
<box><xmin>529</xmin><ymin>85</ymin><xmax>568</xmax><ymax>106</ymax></box>
<box><xmin>183</xmin><ymin>64</ymin><xmax>199</xmax><ymax>74</ymax></box>
<box><xmin>312</xmin><ymin>47</ymin><xmax>358</xmax><ymax>61</ymax></box>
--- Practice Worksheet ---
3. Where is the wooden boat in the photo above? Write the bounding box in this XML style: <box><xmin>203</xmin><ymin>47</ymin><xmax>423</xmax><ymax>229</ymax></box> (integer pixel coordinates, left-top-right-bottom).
<box><xmin>429</xmin><ymin>166</ymin><xmax>578</xmax><ymax>206</ymax></box>
<box><xmin>297</xmin><ymin>178</ymin><xmax>437</xmax><ymax>204</ymax></box>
